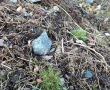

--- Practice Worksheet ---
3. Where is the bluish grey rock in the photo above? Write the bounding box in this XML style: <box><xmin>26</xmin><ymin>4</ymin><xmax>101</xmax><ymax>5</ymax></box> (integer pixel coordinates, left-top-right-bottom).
<box><xmin>32</xmin><ymin>32</ymin><xmax>52</xmax><ymax>55</ymax></box>
<box><xmin>10</xmin><ymin>0</ymin><xmax>17</xmax><ymax>3</ymax></box>
<box><xmin>84</xmin><ymin>70</ymin><xmax>93</xmax><ymax>78</ymax></box>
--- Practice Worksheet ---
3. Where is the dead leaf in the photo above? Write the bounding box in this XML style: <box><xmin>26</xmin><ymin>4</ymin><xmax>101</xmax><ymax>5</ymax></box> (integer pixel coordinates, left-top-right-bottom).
<box><xmin>87</xmin><ymin>35</ymin><xmax>94</xmax><ymax>43</ymax></box>
<box><xmin>37</xmin><ymin>79</ymin><xmax>42</xmax><ymax>83</ymax></box>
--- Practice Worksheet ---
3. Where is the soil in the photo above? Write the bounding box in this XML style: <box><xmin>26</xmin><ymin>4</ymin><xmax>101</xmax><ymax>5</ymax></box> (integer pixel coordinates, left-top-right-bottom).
<box><xmin>0</xmin><ymin>0</ymin><xmax>110</xmax><ymax>90</ymax></box>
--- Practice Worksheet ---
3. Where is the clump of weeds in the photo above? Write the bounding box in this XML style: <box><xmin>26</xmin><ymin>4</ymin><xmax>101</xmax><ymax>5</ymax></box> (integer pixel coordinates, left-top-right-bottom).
<box><xmin>40</xmin><ymin>66</ymin><xmax>62</xmax><ymax>90</ymax></box>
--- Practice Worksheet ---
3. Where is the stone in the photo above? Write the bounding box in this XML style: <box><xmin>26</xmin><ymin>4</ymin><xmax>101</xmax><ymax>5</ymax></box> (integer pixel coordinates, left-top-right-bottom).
<box><xmin>0</xmin><ymin>39</ymin><xmax>4</xmax><ymax>46</ymax></box>
<box><xmin>84</xmin><ymin>70</ymin><xmax>93</xmax><ymax>78</ymax></box>
<box><xmin>32</xmin><ymin>32</ymin><xmax>52</xmax><ymax>55</ymax></box>
<box><xmin>75</xmin><ymin>40</ymin><xmax>84</xmax><ymax>44</ymax></box>
<box><xmin>10</xmin><ymin>0</ymin><xmax>17</xmax><ymax>3</ymax></box>
<box><xmin>16</xmin><ymin>6</ymin><xmax>23</xmax><ymax>13</ymax></box>
<box><xmin>53</xmin><ymin>6</ymin><xmax>60</xmax><ymax>12</ymax></box>
<box><xmin>104</xmin><ymin>33</ymin><xmax>110</xmax><ymax>36</ymax></box>
<box><xmin>28</xmin><ymin>0</ymin><xmax>41</xmax><ymax>2</ymax></box>
<box><xmin>85</xmin><ymin>0</ymin><xmax>94</xmax><ymax>3</ymax></box>
<box><xmin>60</xmin><ymin>78</ymin><xmax>65</xmax><ymax>85</ymax></box>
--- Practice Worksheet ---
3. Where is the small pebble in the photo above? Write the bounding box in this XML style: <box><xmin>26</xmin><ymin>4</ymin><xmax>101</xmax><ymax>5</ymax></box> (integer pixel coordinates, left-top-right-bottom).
<box><xmin>42</xmin><ymin>55</ymin><xmax>53</xmax><ymax>60</ymax></box>
<box><xmin>28</xmin><ymin>0</ymin><xmax>41</xmax><ymax>2</ymax></box>
<box><xmin>53</xmin><ymin>6</ymin><xmax>60</xmax><ymax>12</ymax></box>
<box><xmin>104</xmin><ymin>33</ymin><xmax>110</xmax><ymax>36</ymax></box>
<box><xmin>96</xmin><ymin>5</ymin><xmax>101</xmax><ymax>10</ymax></box>
<box><xmin>88</xmin><ymin>43</ymin><xmax>95</xmax><ymax>46</ymax></box>
<box><xmin>70</xmin><ymin>86</ymin><xmax>74</xmax><ymax>90</ymax></box>
<box><xmin>85</xmin><ymin>0</ymin><xmax>94</xmax><ymax>3</ymax></box>
<box><xmin>10</xmin><ymin>0</ymin><xmax>17</xmax><ymax>3</ymax></box>
<box><xmin>0</xmin><ymin>39</ymin><xmax>4</xmax><ymax>46</ymax></box>
<box><xmin>60</xmin><ymin>78</ymin><xmax>65</xmax><ymax>85</ymax></box>
<box><xmin>84</xmin><ymin>70</ymin><xmax>93</xmax><ymax>78</ymax></box>
<box><xmin>75</xmin><ymin>40</ymin><xmax>84</xmax><ymax>44</ymax></box>
<box><xmin>34</xmin><ymin>65</ymin><xmax>39</xmax><ymax>73</ymax></box>
<box><xmin>16</xmin><ymin>6</ymin><xmax>23</xmax><ymax>13</ymax></box>
<box><xmin>32</xmin><ymin>31</ymin><xmax>52</xmax><ymax>55</ymax></box>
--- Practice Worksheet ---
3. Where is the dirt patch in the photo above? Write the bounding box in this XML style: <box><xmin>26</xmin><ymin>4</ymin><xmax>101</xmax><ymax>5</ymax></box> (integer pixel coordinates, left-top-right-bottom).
<box><xmin>0</xmin><ymin>0</ymin><xmax>110</xmax><ymax>90</ymax></box>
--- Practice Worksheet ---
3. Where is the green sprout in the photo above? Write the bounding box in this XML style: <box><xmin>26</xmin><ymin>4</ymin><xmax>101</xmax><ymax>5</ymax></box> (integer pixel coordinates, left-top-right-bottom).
<box><xmin>40</xmin><ymin>66</ymin><xmax>61</xmax><ymax>90</ymax></box>
<box><xmin>71</xmin><ymin>28</ymin><xmax>88</xmax><ymax>42</ymax></box>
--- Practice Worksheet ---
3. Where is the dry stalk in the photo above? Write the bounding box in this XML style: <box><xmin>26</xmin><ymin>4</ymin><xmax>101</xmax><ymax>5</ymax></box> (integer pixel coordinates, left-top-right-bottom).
<box><xmin>73</xmin><ymin>43</ymin><xmax>109</xmax><ymax>71</ymax></box>
<box><xmin>55</xmin><ymin>4</ymin><xmax>110</xmax><ymax>71</ymax></box>
<box><xmin>5</xmin><ymin>45</ymin><xmax>15</xmax><ymax>59</ymax></box>
<box><xmin>1</xmin><ymin>61</ymin><xmax>12</xmax><ymax>70</ymax></box>
<box><xmin>61</xmin><ymin>38</ymin><xmax>64</xmax><ymax>53</ymax></box>
<box><xmin>94</xmin><ymin>63</ymin><xmax>101</xmax><ymax>90</ymax></box>
<box><xmin>17</xmin><ymin>57</ymin><xmax>34</xmax><ymax>63</ymax></box>
<box><xmin>54</xmin><ymin>3</ymin><xmax>82</xmax><ymax>29</ymax></box>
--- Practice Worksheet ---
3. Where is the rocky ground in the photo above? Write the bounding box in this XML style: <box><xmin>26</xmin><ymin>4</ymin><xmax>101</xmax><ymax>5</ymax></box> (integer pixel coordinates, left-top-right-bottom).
<box><xmin>0</xmin><ymin>0</ymin><xmax>110</xmax><ymax>90</ymax></box>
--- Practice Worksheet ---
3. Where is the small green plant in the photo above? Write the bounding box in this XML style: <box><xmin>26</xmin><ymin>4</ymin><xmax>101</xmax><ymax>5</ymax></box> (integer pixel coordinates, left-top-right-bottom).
<box><xmin>71</xmin><ymin>28</ymin><xmax>88</xmax><ymax>42</ymax></box>
<box><xmin>91</xmin><ymin>83</ymin><xmax>98</xmax><ymax>90</ymax></box>
<box><xmin>40</xmin><ymin>66</ymin><xmax>61</xmax><ymax>90</ymax></box>
<box><xmin>33</xmin><ymin>58</ymin><xmax>40</xmax><ymax>65</ymax></box>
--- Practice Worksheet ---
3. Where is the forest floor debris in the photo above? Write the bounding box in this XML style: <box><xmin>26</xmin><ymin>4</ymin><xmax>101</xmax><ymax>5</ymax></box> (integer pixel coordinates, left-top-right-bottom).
<box><xmin>0</xmin><ymin>0</ymin><xmax>110</xmax><ymax>90</ymax></box>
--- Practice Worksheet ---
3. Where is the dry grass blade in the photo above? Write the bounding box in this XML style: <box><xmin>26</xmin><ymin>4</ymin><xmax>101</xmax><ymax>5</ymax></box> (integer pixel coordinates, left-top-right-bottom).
<box><xmin>73</xmin><ymin>43</ymin><xmax>109</xmax><ymax>71</ymax></box>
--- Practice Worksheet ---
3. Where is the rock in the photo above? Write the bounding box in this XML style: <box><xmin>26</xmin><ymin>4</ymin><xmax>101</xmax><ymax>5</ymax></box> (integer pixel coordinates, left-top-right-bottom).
<box><xmin>34</xmin><ymin>65</ymin><xmax>39</xmax><ymax>73</ymax></box>
<box><xmin>96</xmin><ymin>5</ymin><xmax>101</xmax><ymax>10</ymax></box>
<box><xmin>29</xmin><ymin>0</ymin><xmax>41</xmax><ymax>2</ymax></box>
<box><xmin>16</xmin><ymin>6</ymin><xmax>23</xmax><ymax>13</ymax></box>
<box><xmin>60</xmin><ymin>78</ymin><xmax>65</xmax><ymax>85</ymax></box>
<box><xmin>53</xmin><ymin>6</ymin><xmax>60</xmax><ymax>12</ymax></box>
<box><xmin>75</xmin><ymin>40</ymin><xmax>84</xmax><ymax>44</ymax></box>
<box><xmin>0</xmin><ymin>39</ymin><xmax>4</xmax><ymax>46</ymax></box>
<box><xmin>42</xmin><ymin>55</ymin><xmax>53</xmax><ymax>60</ymax></box>
<box><xmin>84</xmin><ymin>70</ymin><xmax>93</xmax><ymax>78</ymax></box>
<box><xmin>70</xmin><ymin>86</ymin><xmax>74</xmax><ymax>90</ymax></box>
<box><xmin>10</xmin><ymin>0</ymin><xmax>17</xmax><ymax>3</ymax></box>
<box><xmin>85</xmin><ymin>0</ymin><xmax>94</xmax><ymax>3</ymax></box>
<box><xmin>104</xmin><ymin>33</ymin><xmax>110</xmax><ymax>36</ymax></box>
<box><xmin>32</xmin><ymin>32</ymin><xmax>52</xmax><ymax>55</ymax></box>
